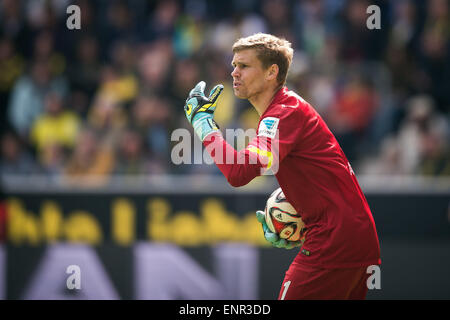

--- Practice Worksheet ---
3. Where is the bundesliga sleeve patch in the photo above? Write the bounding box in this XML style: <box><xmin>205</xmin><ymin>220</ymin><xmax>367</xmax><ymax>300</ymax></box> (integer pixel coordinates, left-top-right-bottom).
<box><xmin>257</xmin><ymin>117</ymin><xmax>279</xmax><ymax>139</ymax></box>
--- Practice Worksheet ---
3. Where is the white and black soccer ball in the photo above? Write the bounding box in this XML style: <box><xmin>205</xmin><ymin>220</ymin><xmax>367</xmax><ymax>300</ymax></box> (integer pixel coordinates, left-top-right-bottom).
<box><xmin>264</xmin><ymin>187</ymin><xmax>306</xmax><ymax>241</ymax></box>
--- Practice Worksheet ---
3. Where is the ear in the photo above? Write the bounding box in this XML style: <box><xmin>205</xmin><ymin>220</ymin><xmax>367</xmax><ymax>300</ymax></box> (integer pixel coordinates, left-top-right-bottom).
<box><xmin>266</xmin><ymin>64</ymin><xmax>279</xmax><ymax>82</ymax></box>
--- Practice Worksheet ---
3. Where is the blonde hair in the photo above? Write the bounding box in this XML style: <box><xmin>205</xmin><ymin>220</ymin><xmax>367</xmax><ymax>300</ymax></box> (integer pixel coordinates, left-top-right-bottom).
<box><xmin>232</xmin><ymin>33</ymin><xmax>293</xmax><ymax>86</ymax></box>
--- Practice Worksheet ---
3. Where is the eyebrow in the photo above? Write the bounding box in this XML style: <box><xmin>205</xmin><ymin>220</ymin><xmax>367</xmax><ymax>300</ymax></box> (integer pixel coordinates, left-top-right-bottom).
<box><xmin>231</xmin><ymin>61</ymin><xmax>248</xmax><ymax>67</ymax></box>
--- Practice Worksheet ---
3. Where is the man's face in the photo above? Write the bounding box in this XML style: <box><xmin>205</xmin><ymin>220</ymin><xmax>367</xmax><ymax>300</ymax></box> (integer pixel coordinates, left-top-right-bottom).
<box><xmin>231</xmin><ymin>49</ymin><xmax>269</xmax><ymax>100</ymax></box>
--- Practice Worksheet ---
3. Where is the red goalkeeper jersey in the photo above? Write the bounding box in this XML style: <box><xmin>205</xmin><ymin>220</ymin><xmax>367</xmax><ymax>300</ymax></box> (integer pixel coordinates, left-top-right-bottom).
<box><xmin>204</xmin><ymin>86</ymin><xmax>380</xmax><ymax>268</ymax></box>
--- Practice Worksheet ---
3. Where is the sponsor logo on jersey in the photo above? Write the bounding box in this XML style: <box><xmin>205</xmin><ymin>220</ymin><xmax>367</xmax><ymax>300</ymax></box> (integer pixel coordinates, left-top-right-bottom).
<box><xmin>258</xmin><ymin>117</ymin><xmax>279</xmax><ymax>139</ymax></box>
<box><xmin>301</xmin><ymin>249</ymin><xmax>311</xmax><ymax>256</ymax></box>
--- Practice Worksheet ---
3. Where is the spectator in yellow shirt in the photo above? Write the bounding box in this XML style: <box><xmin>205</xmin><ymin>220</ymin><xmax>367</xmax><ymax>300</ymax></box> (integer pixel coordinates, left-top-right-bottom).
<box><xmin>30</xmin><ymin>91</ymin><xmax>80</xmax><ymax>163</ymax></box>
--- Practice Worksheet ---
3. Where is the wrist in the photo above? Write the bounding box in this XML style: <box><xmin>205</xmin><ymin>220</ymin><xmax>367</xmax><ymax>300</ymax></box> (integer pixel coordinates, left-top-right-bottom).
<box><xmin>192</xmin><ymin>116</ymin><xmax>219</xmax><ymax>142</ymax></box>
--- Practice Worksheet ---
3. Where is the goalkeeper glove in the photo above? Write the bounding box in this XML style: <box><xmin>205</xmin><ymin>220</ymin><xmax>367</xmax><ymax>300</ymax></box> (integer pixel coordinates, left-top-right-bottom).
<box><xmin>256</xmin><ymin>210</ymin><xmax>303</xmax><ymax>249</ymax></box>
<box><xmin>184</xmin><ymin>81</ymin><xmax>224</xmax><ymax>142</ymax></box>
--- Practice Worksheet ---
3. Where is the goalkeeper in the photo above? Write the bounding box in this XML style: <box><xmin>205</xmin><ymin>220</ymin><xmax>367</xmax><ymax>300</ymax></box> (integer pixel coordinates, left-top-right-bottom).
<box><xmin>184</xmin><ymin>33</ymin><xmax>380</xmax><ymax>299</ymax></box>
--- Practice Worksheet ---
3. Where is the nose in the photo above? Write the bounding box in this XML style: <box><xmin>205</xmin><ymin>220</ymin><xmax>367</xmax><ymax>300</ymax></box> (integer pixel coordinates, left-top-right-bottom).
<box><xmin>231</xmin><ymin>67</ymin><xmax>239</xmax><ymax>78</ymax></box>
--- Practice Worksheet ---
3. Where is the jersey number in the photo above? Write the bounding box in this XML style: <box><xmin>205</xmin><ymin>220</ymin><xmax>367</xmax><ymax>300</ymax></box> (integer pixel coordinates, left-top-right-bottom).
<box><xmin>280</xmin><ymin>280</ymin><xmax>291</xmax><ymax>300</ymax></box>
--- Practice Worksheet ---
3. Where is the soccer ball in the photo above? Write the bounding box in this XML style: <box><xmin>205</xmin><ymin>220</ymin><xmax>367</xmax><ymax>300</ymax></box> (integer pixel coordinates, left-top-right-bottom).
<box><xmin>264</xmin><ymin>187</ymin><xmax>306</xmax><ymax>241</ymax></box>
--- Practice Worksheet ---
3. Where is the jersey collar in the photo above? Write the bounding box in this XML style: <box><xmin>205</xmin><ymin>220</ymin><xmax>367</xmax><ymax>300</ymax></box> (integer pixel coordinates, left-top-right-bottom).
<box><xmin>260</xmin><ymin>86</ymin><xmax>288</xmax><ymax>119</ymax></box>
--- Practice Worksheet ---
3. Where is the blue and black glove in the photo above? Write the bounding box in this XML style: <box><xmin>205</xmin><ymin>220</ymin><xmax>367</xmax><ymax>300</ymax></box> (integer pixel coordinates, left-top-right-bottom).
<box><xmin>184</xmin><ymin>81</ymin><xmax>224</xmax><ymax>142</ymax></box>
<box><xmin>256</xmin><ymin>210</ymin><xmax>303</xmax><ymax>249</ymax></box>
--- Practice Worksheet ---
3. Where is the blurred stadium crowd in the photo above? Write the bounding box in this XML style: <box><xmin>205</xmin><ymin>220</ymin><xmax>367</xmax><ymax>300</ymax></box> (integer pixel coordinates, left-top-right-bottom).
<box><xmin>1</xmin><ymin>0</ymin><xmax>449</xmax><ymax>186</ymax></box>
